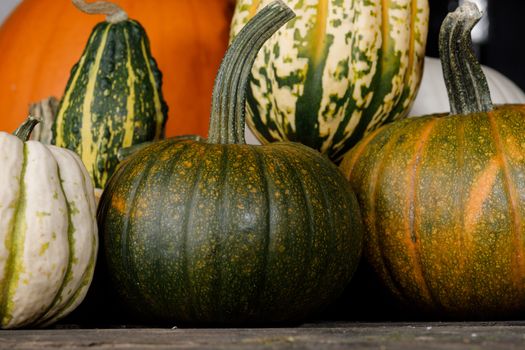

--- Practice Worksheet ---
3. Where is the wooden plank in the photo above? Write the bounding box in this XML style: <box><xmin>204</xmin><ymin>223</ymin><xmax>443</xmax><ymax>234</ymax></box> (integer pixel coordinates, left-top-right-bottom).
<box><xmin>1</xmin><ymin>322</ymin><xmax>525</xmax><ymax>349</ymax></box>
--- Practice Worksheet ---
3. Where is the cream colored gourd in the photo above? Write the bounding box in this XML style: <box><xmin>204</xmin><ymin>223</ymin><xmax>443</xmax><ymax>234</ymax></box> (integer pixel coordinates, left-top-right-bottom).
<box><xmin>0</xmin><ymin>117</ymin><xmax>98</xmax><ymax>329</ymax></box>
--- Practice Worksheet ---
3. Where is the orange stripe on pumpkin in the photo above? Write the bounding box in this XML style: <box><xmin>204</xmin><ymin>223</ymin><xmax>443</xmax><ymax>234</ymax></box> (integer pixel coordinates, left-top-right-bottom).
<box><xmin>341</xmin><ymin>127</ymin><xmax>383</xmax><ymax>180</ymax></box>
<box><xmin>365</xmin><ymin>128</ymin><xmax>407</xmax><ymax>301</ymax></box>
<box><xmin>487</xmin><ymin>111</ymin><xmax>525</xmax><ymax>289</ymax></box>
<box><xmin>404</xmin><ymin>118</ymin><xmax>438</xmax><ymax>305</ymax></box>
<box><xmin>463</xmin><ymin>156</ymin><xmax>499</xmax><ymax>235</ymax></box>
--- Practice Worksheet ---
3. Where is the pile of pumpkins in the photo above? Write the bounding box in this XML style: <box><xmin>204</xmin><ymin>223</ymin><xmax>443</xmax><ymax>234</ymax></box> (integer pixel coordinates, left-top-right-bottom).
<box><xmin>0</xmin><ymin>0</ymin><xmax>524</xmax><ymax>329</ymax></box>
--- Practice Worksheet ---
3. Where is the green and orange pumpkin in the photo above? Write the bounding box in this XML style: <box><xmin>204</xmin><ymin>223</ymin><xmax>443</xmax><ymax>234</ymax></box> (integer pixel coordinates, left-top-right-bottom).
<box><xmin>341</xmin><ymin>2</ymin><xmax>525</xmax><ymax>318</ymax></box>
<box><xmin>97</xmin><ymin>1</ymin><xmax>363</xmax><ymax>325</ymax></box>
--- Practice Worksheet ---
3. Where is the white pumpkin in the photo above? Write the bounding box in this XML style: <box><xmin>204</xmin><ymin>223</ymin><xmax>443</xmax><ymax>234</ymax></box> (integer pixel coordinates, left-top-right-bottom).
<box><xmin>410</xmin><ymin>56</ymin><xmax>525</xmax><ymax>116</ymax></box>
<box><xmin>0</xmin><ymin>117</ymin><xmax>98</xmax><ymax>329</ymax></box>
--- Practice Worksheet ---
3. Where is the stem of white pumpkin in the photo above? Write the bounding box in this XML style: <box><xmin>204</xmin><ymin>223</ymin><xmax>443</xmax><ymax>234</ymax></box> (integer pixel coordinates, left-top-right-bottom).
<box><xmin>14</xmin><ymin>116</ymin><xmax>40</xmax><ymax>142</ymax></box>
<box><xmin>207</xmin><ymin>0</ymin><xmax>295</xmax><ymax>145</ymax></box>
<box><xmin>72</xmin><ymin>0</ymin><xmax>128</xmax><ymax>24</ymax></box>
<box><xmin>439</xmin><ymin>1</ymin><xmax>493</xmax><ymax>115</ymax></box>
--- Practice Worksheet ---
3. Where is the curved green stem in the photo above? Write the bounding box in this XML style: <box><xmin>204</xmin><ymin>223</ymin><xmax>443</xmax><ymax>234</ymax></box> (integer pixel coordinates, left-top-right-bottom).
<box><xmin>207</xmin><ymin>0</ymin><xmax>295</xmax><ymax>145</ymax></box>
<box><xmin>72</xmin><ymin>0</ymin><xmax>128</xmax><ymax>24</ymax></box>
<box><xmin>439</xmin><ymin>1</ymin><xmax>493</xmax><ymax>115</ymax></box>
<box><xmin>14</xmin><ymin>116</ymin><xmax>40</xmax><ymax>142</ymax></box>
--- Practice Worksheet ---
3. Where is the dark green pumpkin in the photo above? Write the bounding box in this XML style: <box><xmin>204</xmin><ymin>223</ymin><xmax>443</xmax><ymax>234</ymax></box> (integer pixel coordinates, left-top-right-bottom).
<box><xmin>97</xmin><ymin>1</ymin><xmax>363</xmax><ymax>325</ymax></box>
<box><xmin>53</xmin><ymin>0</ymin><xmax>168</xmax><ymax>189</ymax></box>
<box><xmin>340</xmin><ymin>2</ymin><xmax>525</xmax><ymax>318</ymax></box>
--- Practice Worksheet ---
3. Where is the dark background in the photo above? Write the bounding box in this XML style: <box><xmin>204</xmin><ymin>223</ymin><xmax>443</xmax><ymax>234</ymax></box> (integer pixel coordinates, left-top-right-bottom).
<box><xmin>427</xmin><ymin>1</ymin><xmax>524</xmax><ymax>91</ymax></box>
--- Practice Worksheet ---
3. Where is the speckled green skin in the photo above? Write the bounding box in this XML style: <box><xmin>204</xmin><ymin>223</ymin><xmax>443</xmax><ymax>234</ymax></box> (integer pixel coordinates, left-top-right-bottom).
<box><xmin>97</xmin><ymin>138</ymin><xmax>363</xmax><ymax>324</ymax></box>
<box><xmin>53</xmin><ymin>19</ymin><xmax>168</xmax><ymax>188</ymax></box>
<box><xmin>341</xmin><ymin>105</ymin><xmax>525</xmax><ymax>319</ymax></box>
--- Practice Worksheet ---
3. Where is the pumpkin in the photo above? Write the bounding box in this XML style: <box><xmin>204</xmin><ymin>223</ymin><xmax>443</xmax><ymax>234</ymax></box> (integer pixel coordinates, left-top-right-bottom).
<box><xmin>51</xmin><ymin>0</ymin><xmax>168</xmax><ymax>189</ymax></box>
<box><xmin>97</xmin><ymin>1</ymin><xmax>363</xmax><ymax>325</ymax></box>
<box><xmin>230</xmin><ymin>0</ymin><xmax>429</xmax><ymax>162</ymax></box>
<box><xmin>410</xmin><ymin>56</ymin><xmax>525</xmax><ymax>116</ymax></box>
<box><xmin>340</xmin><ymin>2</ymin><xmax>525</xmax><ymax>318</ymax></box>
<box><xmin>0</xmin><ymin>116</ymin><xmax>98</xmax><ymax>328</ymax></box>
<box><xmin>0</xmin><ymin>0</ymin><xmax>233</xmax><ymax>138</ymax></box>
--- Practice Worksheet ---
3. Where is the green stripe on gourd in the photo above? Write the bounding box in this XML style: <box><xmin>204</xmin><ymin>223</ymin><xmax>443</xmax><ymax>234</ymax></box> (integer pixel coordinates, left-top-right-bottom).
<box><xmin>230</xmin><ymin>0</ymin><xmax>429</xmax><ymax>162</ymax></box>
<box><xmin>53</xmin><ymin>0</ymin><xmax>168</xmax><ymax>188</ymax></box>
<box><xmin>0</xmin><ymin>117</ymin><xmax>98</xmax><ymax>329</ymax></box>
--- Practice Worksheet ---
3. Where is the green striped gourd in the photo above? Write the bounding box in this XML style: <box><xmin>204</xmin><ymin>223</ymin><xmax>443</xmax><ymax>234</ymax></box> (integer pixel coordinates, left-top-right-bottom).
<box><xmin>98</xmin><ymin>1</ymin><xmax>363</xmax><ymax>324</ymax></box>
<box><xmin>53</xmin><ymin>0</ymin><xmax>168</xmax><ymax>188</ymax></box>
<box><xmin>340</xmin><ymin>3</ymin><xmax>525</xmax><ymax>318</ymax></box>
<box><xmin>230</xmin><ymin>0</ymin><xmax>429</xmax><ymax>162</ymax></box>
<box><xmin>0</xmin><ymin>117</ymin><xmax>98</xmax><ymax>328</ymax></box>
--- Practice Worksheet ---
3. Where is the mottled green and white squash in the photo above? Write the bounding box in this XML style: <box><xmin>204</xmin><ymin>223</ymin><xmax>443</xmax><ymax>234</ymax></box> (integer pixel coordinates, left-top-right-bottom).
<box><xmin>0</xmin><ymin>117</ymin><xmax>98</xmax><ymax>329</ymax></box>
<box><xmin>231</xmin><ymin>0</ymin><xmax>429</xmax><ymax>162</ymax></box>
<box><xmin>53</xmin><ymin>0</ymin><xmax>168</xmax><ymax>188</ymax></box>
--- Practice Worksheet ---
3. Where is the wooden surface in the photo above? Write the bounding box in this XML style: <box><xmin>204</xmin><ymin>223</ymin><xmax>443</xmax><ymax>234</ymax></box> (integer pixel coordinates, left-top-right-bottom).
<box><xmin>2</xmin><ymin>322</ymin><xmax>525</xmax><ymax>349</ymax></box>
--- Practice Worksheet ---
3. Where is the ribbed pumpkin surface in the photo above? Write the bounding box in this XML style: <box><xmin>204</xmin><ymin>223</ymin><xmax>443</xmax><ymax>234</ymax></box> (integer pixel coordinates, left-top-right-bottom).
<box><xmin>341</xmin><ymin>105</ymin><xmax>525</xmax><ymax>317</ymax></box>
<box><xmin>230</xmin><ymin>0</ymin><xmax>429</xmax><ymax>161</ymax></box>
<box><xmin>0</xmin><ymin>126</ymin><xmax>97</xmax><ymax>328</ymax></box>
<box><xmin>99</xmin><ymin>138</ymin><xmax>363</xmax><ymax>323</ymax></box>
<box><xmin>52</xmin><ymin>19</ymin><xmax>167</xmax><ymax>189</ymax></box>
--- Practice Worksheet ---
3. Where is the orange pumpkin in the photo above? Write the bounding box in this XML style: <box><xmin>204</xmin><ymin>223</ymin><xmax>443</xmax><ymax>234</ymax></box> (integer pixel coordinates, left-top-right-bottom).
<box><xmin>0</xmin><ymin>0</ymin><xmax>234</xmax><ymax>137</ymax></box>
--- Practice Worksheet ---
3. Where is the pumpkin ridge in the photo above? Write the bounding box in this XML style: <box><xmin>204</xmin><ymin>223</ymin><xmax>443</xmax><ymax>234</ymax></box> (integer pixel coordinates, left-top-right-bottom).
<box><xmin>149</xmin><ymin>141</ymin><xmax>192</xmax><ymax>317</ymax></box>
<box><xmin>273</xmin><ymin>147</ymin><xmax>317</xmax><ymax>306</ymax></box>
<box><xmin>0</xmin><ymin>144</ymin><xmax>27</xmax><ymax>326</ymax></box>
<box><xmin>40</xmin><ymin>236</ymin><xmax>96</xmax><ymax>327</ymax></box>
<box><xmin>40</xmin><ymin>153</ymin><xmax>98</xmax><ymax>326</ymax></box>
<box><xmin>367</xmin><ymin>126</ymin><xmax>409</xmax><ymax>303</ymax></box>
<box><xmin>404</xmin><ymin>118</ymin><xmax>439</xmax><ymax>307</ymax></box>
<box><xmin>118</xmin><ymin>141</ymin><xmax>173</xmax><ymax>310</ymax></box>
<box><xmin>341</xmin><ymin>127</ymin><xmax>384</xmax><ymax>180</ymax></box>
<box><xmin>305</xmin><ymin>148</ymin><xmax>339</xmax><ymax>297</ymax></box>
<box><xmin>33</xmin><ymin>163</ymin><xmax>76</xmax><ymax>326</ymax></box>
<box><xmin>456</xmin><ymin>116</ymin><xmax>468</xmax><ymax>271</ymax></box>
<box><xmin>181</xmin><ymin>145</ymin><xmax>208</xmax><ymax>321</ymax></box>
<box><xmin>487</xmin><ymin>111</ymin><xmax>525</xmax><ymax>290</ymax></box>
<box><xmin>214</xmin><ymin>145</ymin><xmax>230</xmax><ymax>319</ymax></box>
<box><xmin>249</xmin><ymin>146</ymin><xmax>271</xmax><ymax>311</ymax></box>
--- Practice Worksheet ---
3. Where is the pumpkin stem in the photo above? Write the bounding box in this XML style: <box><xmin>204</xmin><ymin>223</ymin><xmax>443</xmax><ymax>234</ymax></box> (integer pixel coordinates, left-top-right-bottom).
<box><xmin>439</xmin><ymin>1</ymin><xmax>493</xmax><ymax>115</ymax></box>
<box><xmin>14</xmin><ymin>116</ymin><xmax>41</xmax><ymax>142</ymax></box>
<box><xmin>207</xmin><ymin>0</ymin><xmax>294</xmax><ymax>145</ymax></box>
<box><xmin>72</xmin><ymin>0</ymin><xmax>128</xmax><ymax>24</ymax></box>
<box><xmin>29</xmin><ymin>97</ymin><xmax>59</xmax><ymax>144</ymax></box>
